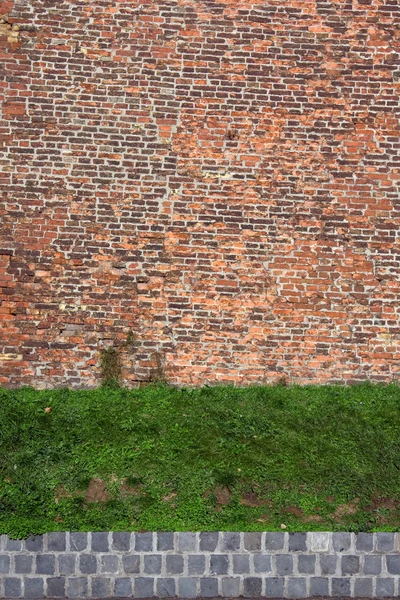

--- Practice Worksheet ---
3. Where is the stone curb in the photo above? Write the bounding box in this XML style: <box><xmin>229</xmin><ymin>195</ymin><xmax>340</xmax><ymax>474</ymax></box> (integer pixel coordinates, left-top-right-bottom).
<box><xmin>1</xmin><ymin>532</ymin><xmax>400</xmax><ymax>598</ymax></box>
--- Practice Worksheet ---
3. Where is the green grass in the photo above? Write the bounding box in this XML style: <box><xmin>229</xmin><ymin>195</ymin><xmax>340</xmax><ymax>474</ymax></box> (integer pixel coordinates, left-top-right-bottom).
<box><xmin>1</xmin><ymin>382</ymin><xmax>400</xmax><ymax>538</ymax></box>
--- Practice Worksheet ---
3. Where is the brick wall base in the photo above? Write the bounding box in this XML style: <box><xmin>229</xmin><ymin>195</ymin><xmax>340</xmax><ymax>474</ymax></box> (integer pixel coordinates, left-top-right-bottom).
<box><xmin>1</xmin><ymin>532</ymin><xmax>400</xmax><ymax>598</ymax></box>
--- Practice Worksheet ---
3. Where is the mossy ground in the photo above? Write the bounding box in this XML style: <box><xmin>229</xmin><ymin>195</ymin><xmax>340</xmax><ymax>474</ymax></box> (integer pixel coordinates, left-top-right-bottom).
<box><xmin>1</xmin><ymin>383</ymin><xmax>400</xmax><ymax>538</ymax></box>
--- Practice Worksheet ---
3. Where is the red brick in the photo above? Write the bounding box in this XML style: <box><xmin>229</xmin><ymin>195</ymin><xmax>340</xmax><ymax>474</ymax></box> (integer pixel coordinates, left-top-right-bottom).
<box><xmin>0</xmin><ymin>0</ymin><xmax>399</xmax><ymax>388</ymax></box>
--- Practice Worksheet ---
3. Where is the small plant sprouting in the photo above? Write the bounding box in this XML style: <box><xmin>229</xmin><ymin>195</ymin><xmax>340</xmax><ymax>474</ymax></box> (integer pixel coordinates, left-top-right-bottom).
<box><xmin>100</xmin><ymin>346</ymin><xmax>122</xmax><ymax>388</ymax></box>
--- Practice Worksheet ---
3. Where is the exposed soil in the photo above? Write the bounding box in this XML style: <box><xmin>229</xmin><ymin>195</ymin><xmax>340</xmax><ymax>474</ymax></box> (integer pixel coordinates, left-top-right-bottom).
<box><xmin>85</xmin><ymin>478</ymin><xmax>109</xmax><ymax>503</ymax></box>
<box><xmin>240</xmin><ymin>491</ymin><xmax>266</xmax><ymax>507</ymax></box>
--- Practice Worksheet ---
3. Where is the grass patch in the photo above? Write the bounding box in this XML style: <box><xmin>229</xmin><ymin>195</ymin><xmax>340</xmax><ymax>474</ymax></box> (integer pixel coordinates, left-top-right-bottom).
<box><xmin>1</xmin><ymin>383</ymin><xmax>400</xmax><ymax>537</ymax></box>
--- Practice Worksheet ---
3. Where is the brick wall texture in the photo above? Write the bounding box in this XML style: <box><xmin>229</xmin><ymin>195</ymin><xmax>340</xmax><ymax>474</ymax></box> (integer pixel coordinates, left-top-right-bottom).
<box><xmin>1</xmin><ymin>0</ymin><xmax>399</xmax><ymax>388</ymax></box>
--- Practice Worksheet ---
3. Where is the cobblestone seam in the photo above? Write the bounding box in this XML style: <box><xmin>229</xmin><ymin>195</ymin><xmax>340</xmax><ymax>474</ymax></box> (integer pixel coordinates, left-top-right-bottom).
<box><xmin>1</xmin><ymin>532</ymin><xmax>400</xmax><ymax>598</ymax></box>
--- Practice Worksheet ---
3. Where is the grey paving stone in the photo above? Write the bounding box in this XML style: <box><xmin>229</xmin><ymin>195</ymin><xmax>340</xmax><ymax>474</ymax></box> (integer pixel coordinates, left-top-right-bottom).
<box><xmin>135</xmin><ymin>577</ymin><xmax>155</xmax><ymax>598</ymax></box>
<box><xmin>25</xmin><ymin>536</ymin><xmax>43</xmax><ymax>552</ymax></box>
<box><xmin>79</xmin><ymin>554</ymin><xmax>97</xmax><ymax>574</ymax></box>
<box><xmin>233</xmin><ymin>553</ymin><xmax>250</xmax><ymax>574</ymax></box>
<box><xmin>67</xmin><ymin>577</ymin><xmax>88</xmax><ymax>598</ymax></box>
<box><xmin>156</xmin><ymin>578</ymin><xmax>176</xmax><ymax>598</ymax></box>
<box><xmin>47</xmin><ymin>532</ymin><xmax>66</xmax><ymax>552</ymax></box>
<box><xmin>309</xmin><ymin>532</ymin><xmax>329</xmax><ymax>552</ymax></box>
<box><xmin>100</xmin><ymin>554</ymin><xmax>119</xmax><ymax>574</ymax></box>
<box><xmin>287</xmin><ymin>577</ymin><xmax>307</xmax><ymax>598</ymax></box>
<box><xmin>200</xmin><ymin>577</ymin><xmax>218</xmax><ymax>597</ymax></box>
<box><xmin>254</xmin><ymin>554</ymin><xmax>271</xmax><ymax>574</ymax></box>
<box><xmin>331</xmin><ymin>577</ymin><xmax>351</xmax><ymax>596</ymax></box>
<box><xmin>199</xmin><ymin>532</ymin><xmax>218</xmax><ymax>552</ymax></box>
<box><xmin>178</xmin><ymin>577</ymin><xmax>197</xmax><ymax>599</ymax></box>
<box><xmin>222</xmin><ymin>532</ymin><xmax>240</xmax><ymax>551</ymax></box>
<box><xmin>157</xmin><ymin>532</ymin><xmax>174</xmax><ymax>551</ymax></box>
<box><xmin>275</xmin><ymin>554</ymin><xmax>293</xmax><ymax>575</ymax></box>
<box><xmin>4</xmin><ymin>578</ymin><xmax>22</xmax><ymax>598</ymax></box>
<box><xmin>135</xmin><ymin>532</ymin><xmax>153</xmax><ymax>552</ymax></box>
<box><xmin>310</xmin><ymin>577</ymin><xmax>329</xmax><ymax>596</ymax></box>
<box><xmin>122</xmin><ymin>554</ymin><xmax>140</xmax><ymax>574</ymax></box>
<box><xmin>244</xmin><ymin>532</ymin><xmax>262</xmax><ymax>552</ymax></box>
<box><xmin>166</xmin><ymin>554</ymin><xmax>184</xmax><ymax>574</ymax></box>
<box><xmin>36</xmin><ymin>554</ymin><xmax>55</xmax><ymax>575</ymax></box>
<box><xmin>112</xmin><ymin>532</ymin><xmax>131</xmax><ymax>552</ymax></box>
<box><xmin>114</xmin><ymin>577</ymin><xmax>132</xmax><ymax>597</ymax></box>
<box><xmin>354</xmin><ymin>577</ymin><xmax>373</xmax><ymax>597</ymax></box>
<box><xmin>5</xmin><ymin>538</ymin><xmax>22</xmax><ymax>551</ymax></box>
<box><xmin>386</xmin><ymin>554</ymin><xmax>400</xmax><ymax>574</ymax></box>
<box><xmin>243</xmin><ymin>577</ymin><xmax>262</xmax><ymax>597</ymax></box>
<box><xmin>364</xmin><ymin>554</ymin><xmax>382</xmax><ymax>575</ymax></box>
<box><xmin>210</xmin><ymin>554</ymin><xmax>229</xmax><ymax>575</ymax></box>
<box><xmin>320</xmin><ymin>554</ymin><xmax>337</xmax><ymax>575</ymax></box>
<box><xmin>188</xmin><ymin>554</ymin><xmax>205</xmax><ymax>575</ymax></box>
<box><xmin>70</xmin><ymin>532</ymin><xmax>87</xmax><ymax>552</ymax></box>
<box><xmin>297</xmin><ymin>554</ymin><xmax>316</xmax><ymax>574</ymax></box>
<box><xmin>288</xmin><ymin>532</ymin><xmax>307</xmax><ymax>552</ymax></box>
<box><xmin>25</xmin><ymin>578</ymin><xmax>44</xmax><ymax>599</ymax></box>
<box><xmin>341</xmin><ymin>554</ymin><xmax>359</xmax><ymax>575</ymax></box>
<box><xmin>144</xmin><ymin>554</ymin><xmax>161</xmax><ymax>575</ymax></box>
<box><xmin>91</xmin><ymin>532</ymin><xmax>109</xmax><ymax>552</ymax></box>
<box><xmin>0</xmin><ymin>554</ymin><xmax>10</xmax><ymax>573</ymax></box>
<box><xmin>356</xmin><ymin>532</ymin><xmax>374</xmax><ymax>552</ymax></box>
<box><xmin>15</xmin><ymin>555</ymin><xmax>32</xmax><ymax>574</ymax></box>
<box><xmin>265</xmin><ymin>532</ymin><xmax>285</xmax><ymax>551</ymax></box>
<box><xmin>47</xmin><ymin>576</ymin><xmax>66</xmax><ymax>598</ymax></box>
<box><xmin>91</xmin><ymin>577</ymin><xmax>111</xmax><ymax>598</ymax></box>
<box><xmin>332</xmin><ymin>532</ymin><xmax>351</xmax><ymax>552</ymax></box>
<box><xmin>222</xmin><ymin>577</ymin><xmax>240</xmax><ymax>597</ymax></box>
<box><xmin>58</xmin><ymin>554</ymin><xmax>76</xmax><ymax>575</ymax></box>
<box><xmin>376</xmin><ymin>578</ymin><xmax>395</xmax><ymax>597</ymax></box>
<box><xmin>377</xmin><ymin>532</ymin><xmax>395</xmax><ymax>552</ymax></box>
<box><xmin>265</xmin><ymin>577</ymin><xmax>284</xmax><ymax>598</ymax></box>
<box><xmin>178</xmin><ymin>532</ymin><xmax>197</xmax><ymax>552</ymax></box>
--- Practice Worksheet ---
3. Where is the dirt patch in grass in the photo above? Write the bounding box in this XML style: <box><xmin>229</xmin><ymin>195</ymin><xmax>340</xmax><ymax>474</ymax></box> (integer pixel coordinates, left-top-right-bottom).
<box><xmin>85</xmin><ymin>478</ymin><xmax>109</xmax><ymax>503</ymax></box>
<box><xmin>240</xmin><ymin>491</ymin><xmax>266</xmax><ymax>507</ymax></box>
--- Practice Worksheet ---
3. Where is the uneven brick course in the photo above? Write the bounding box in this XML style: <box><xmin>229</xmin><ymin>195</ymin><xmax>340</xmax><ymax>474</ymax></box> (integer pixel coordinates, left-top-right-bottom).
<box><xmin>1</xmin><ymin>532</ymin><xmax>400</xmax><ymax>598</ymax></box>
<box><xmin>0</xmin><ymin>0</ymin><xmax>399</xmax><ymax>387</ymax></box>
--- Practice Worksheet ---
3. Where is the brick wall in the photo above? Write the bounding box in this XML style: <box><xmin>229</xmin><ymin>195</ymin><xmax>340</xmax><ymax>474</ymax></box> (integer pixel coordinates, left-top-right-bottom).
<box><xmin>1</xmin><ymin>0</ymin><xmax>399</xmax><ymax>388</ymax></box>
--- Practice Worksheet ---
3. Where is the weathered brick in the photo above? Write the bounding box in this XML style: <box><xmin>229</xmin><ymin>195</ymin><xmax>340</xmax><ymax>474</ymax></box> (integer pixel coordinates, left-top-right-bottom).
<box><xmin>1</xmin><ymin>0</ymin><xmax>398</xmax><ymax>389</ymax></box>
